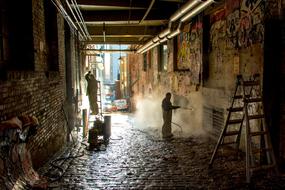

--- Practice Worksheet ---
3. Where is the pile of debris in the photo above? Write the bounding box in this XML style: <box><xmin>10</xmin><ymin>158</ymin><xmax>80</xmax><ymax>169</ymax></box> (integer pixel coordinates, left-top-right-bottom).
<box><xmin>0</xmin><ymin>115</ymin><xmax>48</xmax><ymax>189</ymax></box>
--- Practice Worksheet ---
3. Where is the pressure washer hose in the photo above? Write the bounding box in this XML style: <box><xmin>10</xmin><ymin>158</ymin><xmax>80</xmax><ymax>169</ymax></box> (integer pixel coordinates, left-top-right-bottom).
<box><xmin>171</xmin><ymin>122</ymin><xmax>183</xmax><ymax>132</ymax></box>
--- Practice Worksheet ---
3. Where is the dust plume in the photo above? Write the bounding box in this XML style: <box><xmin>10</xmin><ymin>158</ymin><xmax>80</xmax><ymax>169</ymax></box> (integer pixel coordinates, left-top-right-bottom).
<box><xmin>133</xmin><ymin>92</ymin><xmax>206</xmax><ymax>138</ymax></box>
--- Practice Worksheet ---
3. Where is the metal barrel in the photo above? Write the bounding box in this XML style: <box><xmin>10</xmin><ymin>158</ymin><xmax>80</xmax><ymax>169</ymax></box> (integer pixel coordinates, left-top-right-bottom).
<box><xmin>103</xmin><ymin>115</ymin><xmax>111</xmax><ymax>139</ymax></box>
<box><xmin>88</xmin><ymin>128</ymin><xmax>98</xmax><ymax>148</ymax></box>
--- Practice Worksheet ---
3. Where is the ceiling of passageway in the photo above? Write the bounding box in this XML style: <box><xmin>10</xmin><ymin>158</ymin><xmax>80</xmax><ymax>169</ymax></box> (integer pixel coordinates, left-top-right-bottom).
<box><xmin>70</xmin><ymin>0</ymin><xmax>223</xmax><ymax>53</ymax></box>
<box><xmin>76</xmin><ymin>0</ymin><xmax>187</xmax><ymax>48</ymax></box>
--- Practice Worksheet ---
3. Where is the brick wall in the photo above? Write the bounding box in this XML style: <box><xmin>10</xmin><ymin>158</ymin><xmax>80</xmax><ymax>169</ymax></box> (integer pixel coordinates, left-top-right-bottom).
<box><xmin>0</xmin><ymin>0</ymin><xmax>80</xmax><ymax>168</ymax></box>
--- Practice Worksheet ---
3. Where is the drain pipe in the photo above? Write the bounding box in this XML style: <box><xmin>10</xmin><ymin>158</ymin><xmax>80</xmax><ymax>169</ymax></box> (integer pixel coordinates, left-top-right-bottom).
<box><xmin>137</xmin><ymin>0</ymin><xmax>217</xmax><ymax>54</ymax></box>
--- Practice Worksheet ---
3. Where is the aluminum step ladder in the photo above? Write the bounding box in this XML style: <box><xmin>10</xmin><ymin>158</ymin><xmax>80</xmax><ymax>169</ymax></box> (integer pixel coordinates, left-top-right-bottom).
<box><xmin>242</xmin><ymin>74</ymin><xmax>278</xmax><ymax>183</ymax></box>
<box><xmin>209</xmin><ymin>75</ymin><xmax>244</xmax><ymax>167</ymax></box>
<box><xmin>209</xmin><ymin>74</ymin><xmax>278</xmax><ymax>183</ymax></box>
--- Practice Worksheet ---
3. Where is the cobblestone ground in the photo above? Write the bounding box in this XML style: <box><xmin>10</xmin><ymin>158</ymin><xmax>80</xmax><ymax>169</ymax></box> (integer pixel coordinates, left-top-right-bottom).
<box><xmin>38</xmin><ymin>113</ymin><xmax>285</xmax><ymax>190</ymax></box>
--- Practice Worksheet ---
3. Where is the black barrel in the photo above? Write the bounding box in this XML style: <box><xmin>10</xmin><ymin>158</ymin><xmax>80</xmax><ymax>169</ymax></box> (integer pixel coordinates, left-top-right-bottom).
<box><xmin>103</xmin><ymin>115</ymin><xmax>111</xmax><ymax>139</ymax></box>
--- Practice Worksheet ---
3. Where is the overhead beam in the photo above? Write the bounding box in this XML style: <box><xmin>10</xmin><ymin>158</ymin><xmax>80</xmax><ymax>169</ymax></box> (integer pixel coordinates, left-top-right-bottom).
<box><xmin>90</xmin><ymin>34</ymin><xmax>153</xmax><ymax>38</ymax></box>
<box><xmin>84</xmin><ymin>19</ymin><xmax>168</xmax><ymax>26</ymax></box>
<box><xmin>85</xmin><ymin>38</ymin><xmax>146</xmax><ymax>45</ymax></box>
<box><xmin>76</xmin><ymin>0</ymin><xmax>150</xmax><ymax>8</ymax></box>
<box><xmin>77</xmin><ymin>0</ymin><xmax>184</xmax><ymax>8</ymax></box>
<box><xmin>82</xmin><ymin>10</ymin><xmax>173</xmax><ymax>22</ymax></box>
<box><xmin>87</xmin><ymin>25</ymin><xmax>162</xmax><ymax>36</ymax></box>
<box><xmin>82</xmin><ymin>49</ymin><xmax>136</xmax><ymax>53</ymax></box>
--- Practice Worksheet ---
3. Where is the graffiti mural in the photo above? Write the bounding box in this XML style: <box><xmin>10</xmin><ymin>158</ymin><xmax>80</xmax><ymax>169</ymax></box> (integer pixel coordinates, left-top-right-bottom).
<box><xmin>226</xmin><ymin>10</ymin><xmax>239</xmax><ymax>49</ymax></box>
<box><xmin>224</xmin><ymin>0</ymin><xmax>264</xmax><ymax>49</ymax></box>
<box><xmin>210</xmin><ymin>9</ymin><xmax>226</xmax><ymax>76</ymax></box>
<box><xmin>238</xmin><ymin>0</ymin><xmax>264</xmax><ymax>48</ymax></box>
<box><xmin>226</xmin><ymin>0</ymin><xmax>240</xmax><ymax>49</ymax></box>
<box><xmin>225</xmin><ymin>0</ymin><xmax>241</xmax><ymax>15</ymax></box>
<box><xmin>189</xmin><ymin>21</ymin><xmax>202</xmax><ymax>84</ymax></box>
<box><xmin>210</xmin><ymin>9</ymin><xmax>226</xmax><ymax>51</ymax></box>
<box><xmin>177</xmin><ymin>24</ymin><xmax>191</xmax><ymax>69</ymax></box>
<box><xmin>177</xmin><ymin>18</ymin><xmax>202</xmax><ymax>84</ymax></box>
<box><xmin>264</xmin><ymin>0</ymin><xmax>280</xmax><ymax>19</ymax></box>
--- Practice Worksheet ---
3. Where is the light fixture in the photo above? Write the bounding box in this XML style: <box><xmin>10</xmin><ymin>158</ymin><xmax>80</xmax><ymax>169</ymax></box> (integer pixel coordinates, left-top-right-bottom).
<box><xmin>103</xmin><ymin>22</ymin><xmax>106</xmax><ymax>42</ymax></box>
<box><xmin>118</xmin><ymin>44</ymin><xmax>122</xmax><ymax>61</ymax></box>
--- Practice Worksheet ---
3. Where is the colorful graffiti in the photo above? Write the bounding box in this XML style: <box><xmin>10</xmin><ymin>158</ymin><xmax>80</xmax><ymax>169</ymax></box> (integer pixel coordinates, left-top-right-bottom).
<box><xmin>264</xmin><ymin>0</ymin><xmax>280</xmax><ymax>19</ymax></box>
<box><xmin>177</xmin><ymin>18</ymin><xmax>202</xmax><ymax>84</ymax></box>
<box><xmin>226</xmin><ymin>9</ymin><xmax>240</xmax><ymax>48</ymax></box>
<box><xmin>238</xmin><ymin>0</ymin><xmax>264</xmax><ymax>48</ymax></box>
<box><xmin>224</xmin><ymin>0</ymin><xmax>265</xmax><ymax>49</ymax></box>
<box><xmin>210</xmin><ymin>9</ymin><xmax>226</xmax><ymax>51</ymax></box>
<box><xmin>225</xmin><ymin>0</ymin><xmax>241</xmax><ymax>15</ymax></box>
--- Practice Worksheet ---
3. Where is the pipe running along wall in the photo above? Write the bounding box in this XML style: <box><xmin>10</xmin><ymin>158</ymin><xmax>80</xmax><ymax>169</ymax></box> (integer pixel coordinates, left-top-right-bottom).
<box><xmin>137</xmin><ymin>0</ymin><xmax>217</xmax><ymax>54</ymax></box>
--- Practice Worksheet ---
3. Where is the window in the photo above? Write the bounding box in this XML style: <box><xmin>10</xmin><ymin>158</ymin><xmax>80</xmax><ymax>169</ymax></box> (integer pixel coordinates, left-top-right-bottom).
<box><xmin>158</xmin><ymin>44</ymin><xmax>168</xmax><ymax>72</ymax></box>
<box><xmin>143</xmin><ymin>53</ymin><xmax>147</xmax><ymax>71</ymax></box>
<box><xmin>45</xmin><ymin>0</ymin><xmax>59</xmax><ymax>71</ymax></box>
<box><xmin>0</xmin><ymin>1</ymin><xmax>8</xmax><ymax>70</ymax></box>
<box><xmin>202</xmin><ymin>15</ymin><xmax>210</xmax><ymax>83</ymax></box>
<box><xmin>0</xmin><ymin>0</ymin><xmax>34</xmax><ymax>71</ymax></box>
<box><xmin>148</xmin><ymin>50</ymin><xmax>152</xmax><ymax>69</ymax></box>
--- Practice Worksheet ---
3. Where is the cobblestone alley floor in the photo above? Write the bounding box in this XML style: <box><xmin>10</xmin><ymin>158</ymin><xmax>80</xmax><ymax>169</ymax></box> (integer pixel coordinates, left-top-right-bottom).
<box><xmin>38</xmin><ymin>113</ymin><xmax>285</xmax><ymax>190</ymax></box>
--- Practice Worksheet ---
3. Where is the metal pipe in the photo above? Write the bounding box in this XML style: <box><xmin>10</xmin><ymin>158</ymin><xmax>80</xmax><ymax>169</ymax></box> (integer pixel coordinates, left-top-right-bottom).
<box><xmin>169</xmin><ymin>0</ymin><xmax>202</xmax><ymax>22</ymax></box>
<box><xmin>140</xmin><ymin>0</ymin><xmax>156</xmax><ymax>24</ymax></box>
<box><xmin>136</xmin><ymin>0</ymin><xmax>203</xmax><ymax>53</ymax></box>
<box><xmin>167</xmin><ymin>28</ymin><xmax>181</xmax><ymax>39</ymax></box>
<box><xmin>181</xmin><ymin>0</ymin><xmax>216</xmax><ymax>22</ymax></box>
<box><xmin>137</xmin><ymin>28</ymin><xmax>170</xmax><ymax>53</ymax></box>
<box><xmin>136</xmin><ymin>0</ymin><xmax>217</xmax><ymax>54</ymax></box>
<box><xmin>71</xmin><ymin>0</ymin><xmax>91</xmax><ymax>40</ymax></box>
<box><xmin>141</xmin><ymin>41</ymin><xmax>160</xmax><ymax>54</ymax></box>
<box><xmin>51</xmin><ymin>0</ymin><xmax>78</xmax><ymax>31</ymax></box>
<box><xmin>66</xmin><ymin>0</ymin><xmax>87</xmax><ymax>40</ymax></box>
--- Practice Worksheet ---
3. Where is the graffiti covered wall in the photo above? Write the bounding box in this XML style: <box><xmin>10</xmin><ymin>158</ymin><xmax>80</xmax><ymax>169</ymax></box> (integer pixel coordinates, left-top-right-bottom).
<box><xmin>205</xmin><ymin>0</ymin><xmax>264</xmax><ymax>90</ymax></box>
<box><xmin>177</xmin><ymin>18</ymin><xmax>203</xmax><ymax>84</ymax></box>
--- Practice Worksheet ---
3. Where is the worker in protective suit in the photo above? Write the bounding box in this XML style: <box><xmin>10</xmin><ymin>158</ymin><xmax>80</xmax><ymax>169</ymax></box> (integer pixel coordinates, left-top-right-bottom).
<box><xmin>161</xmin><ymin>92</ymin><xmax>180</xmax><ymax>139</ymax></box>
<box><xmin>85</xmin><ymin>71</ymin><xmax>99</xmax><ymax>115</ymax></box>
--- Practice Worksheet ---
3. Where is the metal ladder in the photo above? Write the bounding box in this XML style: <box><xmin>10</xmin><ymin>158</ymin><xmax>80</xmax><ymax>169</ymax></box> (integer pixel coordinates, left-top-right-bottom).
<box><xmin>242</xmin><ymin>74</ymin><xmax>278</xmax><ymax>183</ymax></box>
<box><xmin>209</xmin><ymin>75</ymin><xmax>244</xmax><ymax>167</ymax></box>
<box><xmin>97</xmin><ymin>81</ymin><xmax>103</xmax><ymax>120</ymax></box>
<box><xmin>209</xmin><ymin>74</ymin><xmax>278</xmax><ymax>183</ymax></box>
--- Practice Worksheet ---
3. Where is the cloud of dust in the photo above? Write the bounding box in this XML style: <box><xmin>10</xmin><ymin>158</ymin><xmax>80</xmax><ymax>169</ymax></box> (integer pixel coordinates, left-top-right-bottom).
<box><xmin>133</xmin><ymin>91</ymin><xmax>206</xmax><ymax>138</ymax></box>
<box><xmin>133</xmin><ymin>95</ymin><xmax>162</xmax><ymax>130</ymax></box>
<box><xmin>172</xmin><ymin>91</ymin><xmax>206</xmax><ymax>137</ymax></box>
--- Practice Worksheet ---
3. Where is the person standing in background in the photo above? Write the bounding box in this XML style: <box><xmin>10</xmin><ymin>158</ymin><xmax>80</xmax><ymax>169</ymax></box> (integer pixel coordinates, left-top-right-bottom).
<box><xmin>85</xmin><ymin>71</ymin><xmax>98</xmax><ymax>115</ymax></box>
